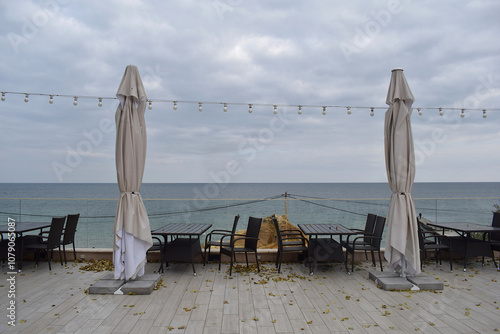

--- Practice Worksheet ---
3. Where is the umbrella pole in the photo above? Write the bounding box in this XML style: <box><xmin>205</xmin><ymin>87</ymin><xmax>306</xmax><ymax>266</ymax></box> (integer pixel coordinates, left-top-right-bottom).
<box><xmin>401</xmin><ymin>255</ymin><xmax>406</xmax><ymax>278</ymax></box>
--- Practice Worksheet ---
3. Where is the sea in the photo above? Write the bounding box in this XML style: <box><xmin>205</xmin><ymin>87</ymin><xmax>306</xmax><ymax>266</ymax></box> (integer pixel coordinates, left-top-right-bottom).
<box><xmin>1</xmin><ymin>182</ymin><xmax>499</xmax><ymax>249</ymax></box>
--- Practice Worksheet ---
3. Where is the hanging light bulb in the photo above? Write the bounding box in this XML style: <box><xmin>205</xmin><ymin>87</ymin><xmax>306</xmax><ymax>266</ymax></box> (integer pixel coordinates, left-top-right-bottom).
<box><xmin>1</xmin><ymin>92</ymin><xmax>5</xmax><ymax>101</ymax></box>
<box><xmin>49</xmin><ymin>95</ymin><xmax>54</xmax><ymax>104</ymax></box>
<box><xmin>298</xmin><ymin>105</ymin><xmax>302</xmax><ymax>115</ymax></box>
<box><xmin>273</xmin><ymin>105</ymin><xmax>278</xmax><ymax>114</ymax></box>
<box><xmin>439</xmin><ymin>107</ymin><xmax>443</xmax><ymax>116</ymax></box>
<box><xmin>199</xmin><ymin>102</ymin><xmax>203</xmax><ymax>112</ymax></box>
<box><xmin>73</xmin><ymin>97</ymin><xmax>78</xmax><ymax>106</ymax></box>
<box><xmin>483</xmin><ymin>109</ymin><xmax>487</xmax><ymax>118</ymax></box>
<box><xmin>322</xmin><ymin>106</ymin><xmax>326</xmax><ymax>115</ymax></box>
<box><xmin>370</xmin><ymin>107</ymin><xmax>374</xmax><ymax>116</ymax></box>
<box><xmin>347</xmin><ymin>106</ymin><xmax>351</xmax><ymax>115</ymax></box>
<box><xmin>460</xmin><ymin>108</ymin><xmax>465</xmax><ymax>118</ymax></box>
<box><xmin>223</xmin><ymin>103</ymin><xmax>227</xmax><ymax>112</ymax></box>
<box><xmin>98</xmin><ymin>98</ymin><xmax>103</xmax><ymax>107</ymax></box>
<box><xmin>248</xmin><ymin>104</ymin><xmax>253</xmax><ymax>113</ymax></box>
<box><xmin>417</xmin><ymin>107</ymin><xmax>422</xmax><ymax>116</ymax></box>
<box><xmin>148</xmin><ymin>101</ymin><xmax>152</xmax><ymax>110</ymax></box>
<box><xmin>24</xmin><ymin>94</ymin><xmax>29</xmax><ymax>102</ymax></box>
<box><xmin>173</xmin><ymin>101</ymin><xmax>178</xmax><ymax>110</ymax></box>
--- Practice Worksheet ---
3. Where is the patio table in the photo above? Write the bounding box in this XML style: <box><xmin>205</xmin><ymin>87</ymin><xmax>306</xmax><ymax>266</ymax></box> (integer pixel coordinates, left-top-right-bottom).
<box><xmin>0</xmin><ymin>221</ymin><xmax>51</xmax><ymax>271</ymax></box>
<box><xmin>297</xmin><ymin>223</ymin><xmax>356</xmax><ymax>274</ymax></box>
<box><xmin>152</xmin><ymin>223</ymin><xmax>212</xmax><ymax>275</ymax></box>
<box><xmin>427</xmin><ymin>222</ymin><xmax>500</xmax><ymax>271</ymax></box>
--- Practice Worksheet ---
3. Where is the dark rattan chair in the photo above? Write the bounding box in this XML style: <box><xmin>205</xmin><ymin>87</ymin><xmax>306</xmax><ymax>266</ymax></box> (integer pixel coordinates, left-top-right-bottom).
<box><xmin>218</xmin><ymin>216</ymin><xmax>262</xmax><ymax>276</ymax></box>
<box><xmin>484</xmin><ymin>212</ymin><xmax>500</xmax><ymax>268</ymax></box>
<box><xmin>343</xmin><ymin>216</ymin><xmax>386</xmax><ymax>273</ymax></box>
<box><xmin>341</xmin><ymin>213</ymin><xmax>377</xmax><ymax>260</ymax></box>
<box><xmin>25</xmin><ymin>216</ymin><xmax>66</xmax><ymax>270</ymax></box>
<box><xmin>271</xmin><ymin>214</ymin><xmax>308</xmax><ymax>273</ymax></box>
<box><xmin>61</xmin><ymin>213</ymin><xmax>80</xmax><ymax>265</ymax></box>
<box><xmin>204</xmin><ymin>214</ymin><xmax>240</xmax><ymax>265</ymax></box>
<box><xmin>418</xmin><ymin>220</ymin><xmax>453</xmax><ymax>271</ymax></box>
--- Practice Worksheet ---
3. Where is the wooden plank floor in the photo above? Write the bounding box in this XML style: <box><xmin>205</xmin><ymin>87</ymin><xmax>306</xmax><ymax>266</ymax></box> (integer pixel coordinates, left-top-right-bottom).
<box><xmin>0</xmin><ymin>258</ymin><xmax>499</xmax><ymax>333</ymax></box>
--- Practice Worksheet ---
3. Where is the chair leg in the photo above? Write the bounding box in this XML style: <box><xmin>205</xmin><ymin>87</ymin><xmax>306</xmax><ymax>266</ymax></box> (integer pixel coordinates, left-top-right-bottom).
<box><xmin>59</xmin><ymin>246</ymin><xmax>63</xmax><ymax>266</ymax></box>
<box><xmin>255</xmin><ymin>251</ymin><xmax>260</xmax><ymax>273</ymax></box>
<box><xmin>229</xmin><ymin>252</ymin><xmax>234</xmax><ymax>276</ymax></box>
<box><xmin>344</xmin><ymin>249</ymin><xmax>349</xmax><ymax>272</ymax></box>
<box><xmin>448</xmin><ymin>249</ymin><xmax>453</xmax><ymax>271</ymax></box>
<box><xmin>63</xmin><ymin>244</ymin><xmax>67</xmax><ymax>265</ymax></box>
<box><xmin>370</xmin><ymin>250</ymin><xmax>376</xmax><ymax>267</ymax></box>
<box><xmin>245</xmin><ymin>252</ymin><xmax>249</xmax><ymax>268</ymax></box>
<box><xmin>47</xmin><ymin>250</ymin><xmax>52</xmax><ymax>271</ymax></box>
<box><xmin>378</xmin><ymin>250</ymin><xmax>383</xmax><ymax>271</ymax></box>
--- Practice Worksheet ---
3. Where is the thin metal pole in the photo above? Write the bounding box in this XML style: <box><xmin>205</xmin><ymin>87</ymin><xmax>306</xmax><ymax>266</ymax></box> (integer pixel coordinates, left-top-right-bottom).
<box><xmin>285</xmin><ymin>192</ymin><xmax>288</xmax><ymax>218</ymax></box>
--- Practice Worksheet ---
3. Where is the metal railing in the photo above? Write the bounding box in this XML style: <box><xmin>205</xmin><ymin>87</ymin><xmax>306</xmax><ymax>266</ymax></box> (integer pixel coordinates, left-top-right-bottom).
<box><xmin>0</xmin><ymin>195</ymin><xmax>498</xmax><ymax>249</ymax></box>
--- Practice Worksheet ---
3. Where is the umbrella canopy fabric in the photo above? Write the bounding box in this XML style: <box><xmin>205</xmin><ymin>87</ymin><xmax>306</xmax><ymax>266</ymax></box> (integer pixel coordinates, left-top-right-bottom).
<box><xmin>113</xmin><ymin>65</ymin><xmax>153</xmax><ymax>280</ymax></box>
<box><xmin>383</xmin><ymin>68</ymin><xmax>420</xmax><ymax>277</ymax></box>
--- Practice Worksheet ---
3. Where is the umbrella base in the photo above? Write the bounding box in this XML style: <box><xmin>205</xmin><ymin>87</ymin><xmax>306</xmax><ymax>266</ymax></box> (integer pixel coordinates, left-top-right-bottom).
<box><xmin>369</xmin><ymin>271</ymin><xmax>443</xmax><ymax>290</ymax></box>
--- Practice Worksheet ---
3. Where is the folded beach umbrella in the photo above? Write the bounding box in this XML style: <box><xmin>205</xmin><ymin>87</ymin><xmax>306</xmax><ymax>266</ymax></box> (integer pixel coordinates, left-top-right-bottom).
<box><xmin>383</xmin><ymin>68</ymin><xmax>420</xmax><ymax>277</ymax></box>
<box><xmin>113</xmin><ymin>65</ymin><xmax>153</xmax><ymax>280</ymax></box>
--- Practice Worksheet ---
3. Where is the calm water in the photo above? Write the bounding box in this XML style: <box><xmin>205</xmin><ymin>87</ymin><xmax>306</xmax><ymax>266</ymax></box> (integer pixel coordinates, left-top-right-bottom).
<box><xmin>0</xmin><ymin>182</ymin><xmax>499</xmax><ymax>249</ymax></box>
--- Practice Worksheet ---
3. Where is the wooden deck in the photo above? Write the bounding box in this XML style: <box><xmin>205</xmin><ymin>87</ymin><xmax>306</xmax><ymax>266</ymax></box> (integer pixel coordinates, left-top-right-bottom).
<box><xmin>1</xmin><ymin>258</ymin><xmax>499</xmax><ymax>333</ymax></box>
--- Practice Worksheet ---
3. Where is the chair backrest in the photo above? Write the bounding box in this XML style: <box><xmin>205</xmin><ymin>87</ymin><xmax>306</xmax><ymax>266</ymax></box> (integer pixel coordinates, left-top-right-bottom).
<box><xmin>47</xmin><ymin>216</ymin><xmax>66</xmax><ymax>249</ymax></box>
<box><xmin>370</xmin><ymin>216</ymin><xmax>386</xmax><ymax>249</ymax></box>
<box><xmin>63</xmin><ymin>213</ymin><xmax>80</xmax><ymax>244</ymax></box>
<box><xmin>271</xmin><ymin>215</ymin><xmax>283</xmax><ymax>250</ymax></box>
<box><xmin>363</xmin><ymin>213</ymin><xmax>377</xmax><ymax>243</ymax></box>
<box><xmin>416</xmin><ymin>220</ymin><xmax>425</xmax><ymax>250</ymax></box>
<box><xmin>491</xmin><ymin>212</ymin><xmax>500</xmax><ymax>241</ymax></box>
<box><xmin>231</xmin><ymin>214</ymin><xmax>240</xmax><ymax>234</ymax></box>
<box><xmin>244</xmin><ymin>216</ymin><xmax>262</xmax><ymax>250</ymax></box>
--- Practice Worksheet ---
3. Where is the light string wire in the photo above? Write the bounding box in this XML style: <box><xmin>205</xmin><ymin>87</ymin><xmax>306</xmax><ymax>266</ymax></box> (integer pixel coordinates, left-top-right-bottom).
<box><xmin>1</xmin><ymin>91</ymin><xmax>497</xmax><ymax>116</ymax></box>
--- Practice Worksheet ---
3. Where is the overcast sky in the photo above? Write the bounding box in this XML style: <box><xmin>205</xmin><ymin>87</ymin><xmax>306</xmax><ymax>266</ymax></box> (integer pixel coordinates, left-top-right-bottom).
<box><xmin>0</xmin><ymin>0</ymin><xmax>499</xmax><ymax>184</ymax></box>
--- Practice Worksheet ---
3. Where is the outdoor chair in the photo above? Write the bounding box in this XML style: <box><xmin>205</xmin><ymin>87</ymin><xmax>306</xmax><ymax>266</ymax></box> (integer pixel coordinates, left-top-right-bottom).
<box><xmin>341</xmin><ymin>213</ymin><xmax>377</xmax><ymax>260</ymax></box>
<box><xmin>418</xmin><ymin>220</ymin><xmax>453</xmax><ymax>271</ymax></box>
<box><xmin>25</xmin><ymin>216</ymin><xmax>66</xmax><ymax>270</ymax></box>
<box><xmin>218</xmin><ymin>216</ymin><xmax>262</xmax><ymax>276</ymax></box>
<box><xmin>343</xmin><ymin>216</ymin><xmax>386</xmax><ymax>273</ymax></box>
<box><xmin>484</xmin><ymin>212</ymin><xmax>500</xmax><ymax>268</ymax></box>
<box><xmin>61</xmin><ymin>213</ymin><xmax>79</xmax><ymax>265</ymax></box>
<box><xmin>204</xmin><ymin>214</ymin><xmax>240</xmax><ymax>265</ymax></box>
<box><xmin>271</xmin><ymin>214</ymin><xmax>308</xmax><ymax>273</ymax></box>
<box><xmin>148</xmin><ymin>236</ymin><xmax>165</xmax><ymax>273</ymax></box>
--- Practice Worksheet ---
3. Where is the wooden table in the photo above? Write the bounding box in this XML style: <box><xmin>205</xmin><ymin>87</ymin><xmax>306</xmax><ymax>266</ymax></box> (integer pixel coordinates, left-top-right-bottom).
<box><xmin>427</xmin><ymin>222</ymin><xmax>500</xmax><ymax>270</ymax></box>
<box><xmin>0</xmin><ymin>221</ymin><xmax>51</xmax><ymax>271</ymax></box>
<box><xmin>152</xmin><ymin>223</ymin><xmax>212</xmax><ymax>275</ymax></box>
<box><xmin>297</xmin><ymin>223</ymin><xmax>356</xmax><ymax>274</ymax></box>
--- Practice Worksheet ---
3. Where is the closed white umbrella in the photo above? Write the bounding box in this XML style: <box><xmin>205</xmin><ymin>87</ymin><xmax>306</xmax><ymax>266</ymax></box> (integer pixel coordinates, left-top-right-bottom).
<box><xmin>384</xmin><ymin>68</ymin><xmax>420</xmax><ymax>277</ymax></box>
<box><xmin>113</xmin><ymin>65</ymin><xmax>153</xmax><ymax>280</ymax></box>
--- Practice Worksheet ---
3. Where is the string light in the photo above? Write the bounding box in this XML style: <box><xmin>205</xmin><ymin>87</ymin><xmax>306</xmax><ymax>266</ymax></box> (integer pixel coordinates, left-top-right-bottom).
<box><xmin>0</xmin><ymin>91</ymin><xmax>496</xmax><ymax>117</ymax></box>
<box><xmin>73</xmin><ymin>97</ymin><xmax>78</xmax><ymax>106</ymax></box>
<box><xmin>248</xmin><ymin>104</ymin><xmax>253</xmax><ymax>113</ymax></box>
<box><xmin>461</xmin><ymin>108</ymin><xmax>465</xmax><ymax>118</ymax></box>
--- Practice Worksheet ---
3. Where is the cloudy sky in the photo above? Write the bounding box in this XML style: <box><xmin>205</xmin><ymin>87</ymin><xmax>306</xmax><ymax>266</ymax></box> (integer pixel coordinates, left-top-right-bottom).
<box><xmin>0</xmin><ymin>0</ymin><xmax>499</xmax><ymax>184</ymax></box>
